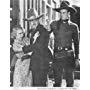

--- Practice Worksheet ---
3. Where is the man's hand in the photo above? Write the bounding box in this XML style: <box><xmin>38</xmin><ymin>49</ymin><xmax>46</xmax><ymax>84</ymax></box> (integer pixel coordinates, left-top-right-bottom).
<box><xmin>33</xmin><ymin>31</ymin><xmax>40</xmax><ymax>44</ymax></box>
<box><xmin>22</xmin><ymin>45</ymin><xmax>30</xmax><ymax>54</ymax></box>
<box><xmin>75</xmin><ymin>54</ymin><xmax>80</xmax><ymax>67</ymax></box>
<box><xmin>75</xmin><ymin>54</ymin><xmax>79</xmax><ymax>60</ymax></box>
<box><xmin>75</xmin><ymin>59</ymin><xmax>80</xmax><ymax>68</ymax></box>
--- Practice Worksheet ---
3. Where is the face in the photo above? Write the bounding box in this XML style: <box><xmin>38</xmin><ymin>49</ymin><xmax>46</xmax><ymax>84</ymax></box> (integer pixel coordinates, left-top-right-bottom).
<box><xmin>16</xmin><ymin>29</ymin><xmax>24</xmax><ymax>39</ymax></box>
<box><xmin>46</xmin><ymin>19</ymin><xmax>50</xmax><ymax>31</ymax></box>
<box><xmin>60</xmin><ymin>9</ymin><xmax>70</xmax><ymax>20</ymax></box>
<box><xmin>30</xmin><ymin>16</ymin><xmax>38</xmax><ymax>29</ymax></box>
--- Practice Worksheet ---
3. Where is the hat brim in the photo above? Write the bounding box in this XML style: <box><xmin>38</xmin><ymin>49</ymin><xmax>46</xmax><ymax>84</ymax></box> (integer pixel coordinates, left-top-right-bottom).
<box><xmin>53</xmin><ymin>6</ymin><xmax>77</xmax><ymax>14</ymax></box>
<box><xmin>23</xmin><ymin>14</ymin><xmax>44</xmax><ymax>21</ymax></box>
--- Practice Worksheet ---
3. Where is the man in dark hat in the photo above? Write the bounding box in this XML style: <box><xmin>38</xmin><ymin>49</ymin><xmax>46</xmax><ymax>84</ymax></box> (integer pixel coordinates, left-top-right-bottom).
<box><xmin>22</xmin><ymin>8</ymin><xmax>52</xmax><ymax>87</ymax></box>
<box><xmin>23</xmin><ymin>9</ymin><xmax>44</xmax><ymax>42</ymax></box>
<box><xmin>50</xmin><ymin>1</ymin><xmax>79</xmax><ymax>87</ymax></box>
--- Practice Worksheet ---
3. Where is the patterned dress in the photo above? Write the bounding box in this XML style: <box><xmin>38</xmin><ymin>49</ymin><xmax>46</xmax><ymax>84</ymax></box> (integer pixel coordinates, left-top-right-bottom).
<box><xmin>13</xmin><ymin>38</ymin><xmax>32</xmax><ymax>87</ymax></box>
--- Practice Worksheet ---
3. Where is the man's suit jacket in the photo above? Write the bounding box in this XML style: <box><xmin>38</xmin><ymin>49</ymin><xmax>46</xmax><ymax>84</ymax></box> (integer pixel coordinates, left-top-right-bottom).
<box><xmin>23</xmin><ymin>24</ymin><xmax>52</xmax><ymax>71</ymax></box>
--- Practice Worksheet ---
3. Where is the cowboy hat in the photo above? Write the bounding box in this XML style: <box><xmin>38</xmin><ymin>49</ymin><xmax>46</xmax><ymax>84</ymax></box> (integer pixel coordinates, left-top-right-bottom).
<box><xmin>53</xmin><ymin>1</ymin><xmax>77</xmax><ymax>14</ymax></box>
<box><xmin>23</xmin><ymin>8</ymin><xmax>44</xmax><ymax>21</ymax></box>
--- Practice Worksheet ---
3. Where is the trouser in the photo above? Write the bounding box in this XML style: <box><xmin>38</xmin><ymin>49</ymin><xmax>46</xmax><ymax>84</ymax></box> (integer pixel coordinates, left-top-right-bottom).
<box><xmin>32</xmin><ymin>69</ymin><xmax>48</xmax><ymax>87</ymax></box>
<box><xmin>53</xmin><ymin>55</ymin><xmax>75</xmax><ymax>87</ymax></box>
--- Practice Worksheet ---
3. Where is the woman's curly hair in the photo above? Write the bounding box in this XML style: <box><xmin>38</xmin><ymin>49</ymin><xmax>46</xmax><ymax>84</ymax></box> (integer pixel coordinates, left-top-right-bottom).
<box><xmin>10</xmin><ymin>25</ymin><xmax>24</xmax><ymax>39</ymax></box>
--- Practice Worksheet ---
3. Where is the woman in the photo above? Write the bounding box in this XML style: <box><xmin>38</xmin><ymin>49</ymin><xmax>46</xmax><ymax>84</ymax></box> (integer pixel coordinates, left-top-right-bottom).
<box><xmin>12</xmin><ymin>26</ymin><xmax>32</xmax><ymax>87</ymax></box>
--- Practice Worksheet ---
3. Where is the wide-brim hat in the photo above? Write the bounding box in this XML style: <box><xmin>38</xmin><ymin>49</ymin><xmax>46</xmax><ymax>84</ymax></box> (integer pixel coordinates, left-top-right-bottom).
<box><xmin>23</xmin><ymin>8</ymin><xmax>44</xmax><ymax>21</ymax></box>
<box><xmin>53</xmin><ymin>1</ymin><xmax>77</xmax><ymax>14</ymax></box>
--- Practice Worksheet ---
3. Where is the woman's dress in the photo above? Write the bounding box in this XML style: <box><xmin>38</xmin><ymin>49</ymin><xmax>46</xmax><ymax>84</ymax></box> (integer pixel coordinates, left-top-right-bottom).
<box><xmin>13</xmin><ymin>38</ymin><xmax>32</xmax><ymax>87</ymax></box>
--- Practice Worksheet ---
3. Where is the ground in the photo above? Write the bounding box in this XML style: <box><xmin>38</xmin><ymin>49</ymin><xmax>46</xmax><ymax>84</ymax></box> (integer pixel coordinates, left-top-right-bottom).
<box><xmin>47</xmin><ymin>79</ymin><xmax>80</xmax><ymax>87</ymax></box>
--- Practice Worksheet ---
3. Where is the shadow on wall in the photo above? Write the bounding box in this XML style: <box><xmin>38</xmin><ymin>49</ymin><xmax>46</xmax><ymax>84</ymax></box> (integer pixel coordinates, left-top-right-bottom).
<box><xmin>71</xmin><ymin>5</ymin><xmax>80</xmax><ymax>30</ymax></box>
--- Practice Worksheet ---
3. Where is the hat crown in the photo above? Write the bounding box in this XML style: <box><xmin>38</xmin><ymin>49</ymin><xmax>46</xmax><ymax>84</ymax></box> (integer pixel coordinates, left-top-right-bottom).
<box><xmin>62</xmin><ymin>1</ymin><xmax>70</xmax><ymax>5</ymax></box>
<box><xmin>27</xmin><ymin>8</ymin><xmax>38</xmax><ymax>18</ymax></box>
<box><xmin>60</xmin><ymin>1</ymin><xmax>69</xmax><ymax>9</ymax></box>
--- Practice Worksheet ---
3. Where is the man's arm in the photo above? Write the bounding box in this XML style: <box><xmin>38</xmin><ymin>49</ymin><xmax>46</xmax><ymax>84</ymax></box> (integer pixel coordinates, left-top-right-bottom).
<box><xmin>50</xmin><ymin>21</ymin><xmax>57</xmax><ymax>33</ymax></box>
<box><xmin>23</xmin><ymin>29</ymin><xmax>38</xmax><ymax>54</ymax></box>
<box><xmin>22</xmin><ymin>45</ymin><xmax>31</xmax><ymax>54</ymax></box>
<box><xmin>72</xmin><ymin>24</ymin><xmax>80</xmax><ymax>59</ymax></box>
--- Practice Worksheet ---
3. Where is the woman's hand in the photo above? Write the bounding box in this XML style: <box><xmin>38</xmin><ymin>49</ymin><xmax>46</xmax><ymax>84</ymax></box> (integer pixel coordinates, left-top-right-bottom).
<box><xmin>13</xmin><ymin>41</ymin><xmax>23</xmax><ymax>52</ymax></box>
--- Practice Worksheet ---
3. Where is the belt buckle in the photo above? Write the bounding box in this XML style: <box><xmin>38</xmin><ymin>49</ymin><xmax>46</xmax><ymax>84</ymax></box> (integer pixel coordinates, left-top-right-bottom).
<box><xmin>58</xmin><ymin>47</ymin><xmax>62</xmax><ymax>50</ymax></box>
<box><xmin>65</xmin><ymin>48</ymin><xmax>68</xmax><ymax>50</ymax></box>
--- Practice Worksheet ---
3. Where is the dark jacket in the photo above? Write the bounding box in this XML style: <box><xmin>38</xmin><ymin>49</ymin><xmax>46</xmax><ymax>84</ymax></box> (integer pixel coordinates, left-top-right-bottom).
<box><xmin>50</xmin><ymin>19</ymin><xmax>79</xmax><ymax>59</ymax></box>
<box><xmin>23</xmin><ymin>24</ymin><xmax>52</xmax><ymax>71</ymax></box>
